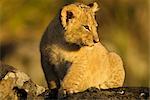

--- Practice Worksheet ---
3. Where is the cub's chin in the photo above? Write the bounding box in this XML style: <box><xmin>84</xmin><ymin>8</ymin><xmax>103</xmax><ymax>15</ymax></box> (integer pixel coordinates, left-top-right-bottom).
<box><xmin>75</xmin><ymin>41</ymin><xmax>95</xmax><ymax>47</ymax></box>
<box><xmin>65</xmin><ymin>38</ymin><xmax>98</xmax><ymax>47</ymax></box>
<box><xmin>66</xmin><ymin>41</ymin><xmax>94</xmax><ymax>47</ymax></box>
<box><xmin>80</xmin><ymin>40</ymin><xmax>98</xmax><ymax>47</ymax></box>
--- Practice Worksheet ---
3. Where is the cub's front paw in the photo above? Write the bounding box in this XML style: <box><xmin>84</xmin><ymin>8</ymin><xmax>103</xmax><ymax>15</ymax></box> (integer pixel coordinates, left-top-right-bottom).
<box><xmin>63</xmin><ymin>88</ymin><xmax>79</xmax><ymax>94</ymax></box>
<box><xmin>58</xmin><ymin>87</ymin><xmax>79</xmax><ymax>99</ymax></box>
<box><xmin>60</xmin><ymin>84</ymin><xmax>79</xmax><ymax>95</ymax></box>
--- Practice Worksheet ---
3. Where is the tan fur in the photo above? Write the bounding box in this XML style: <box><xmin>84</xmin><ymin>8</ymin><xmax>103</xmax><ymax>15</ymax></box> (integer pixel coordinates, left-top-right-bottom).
<box><xmin>60</xmin><ymin>43</ymin><xmax>125</xmax><ymax>93</ymax></box>
<box><xmin>40</xmin><ymin>2</ymin><xmax>125</xmax><ymax>94</ymax></box>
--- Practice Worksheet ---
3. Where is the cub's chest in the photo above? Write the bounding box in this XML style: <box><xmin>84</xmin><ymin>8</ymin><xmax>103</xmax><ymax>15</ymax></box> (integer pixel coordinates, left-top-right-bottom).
<box><xmin>50</xmin><ymin>44</ymin><xmax>79</xmax><ymax>65</ymax></box>
<box><xmin>50</xmin><ymin>43</ymin><xmax>109</xmax><ymax>65</ymax></box>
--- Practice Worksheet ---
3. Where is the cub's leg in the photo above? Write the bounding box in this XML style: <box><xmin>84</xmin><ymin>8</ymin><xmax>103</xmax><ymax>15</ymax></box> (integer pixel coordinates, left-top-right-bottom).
<box><xmin>41</xmin><ymin>57</ymin><xmax>60</xmax><ymax>89</ymax></box>
<box><xmin>60</xmin><ymin>59</ymin><xmax>89</xmax><ymax>94</ymax></box>
<box><xmin>100</xmin><ymin>52</ymin><xmax>125</xmax><ymax>89</ymax></box>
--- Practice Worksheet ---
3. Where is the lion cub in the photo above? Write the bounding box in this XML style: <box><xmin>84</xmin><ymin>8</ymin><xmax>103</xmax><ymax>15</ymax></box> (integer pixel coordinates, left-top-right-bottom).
<box><xmin>40</xmin><ymin>2</ymin><xmax>125</xmax><ymax>94</ymax></box>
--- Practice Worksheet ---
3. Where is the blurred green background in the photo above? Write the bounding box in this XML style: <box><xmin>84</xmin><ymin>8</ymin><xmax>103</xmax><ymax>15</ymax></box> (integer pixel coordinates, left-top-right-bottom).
<box><xmin>0</xmin><ymin>0</ymin><xmax>149</xmax><ymax>87</ymax></box>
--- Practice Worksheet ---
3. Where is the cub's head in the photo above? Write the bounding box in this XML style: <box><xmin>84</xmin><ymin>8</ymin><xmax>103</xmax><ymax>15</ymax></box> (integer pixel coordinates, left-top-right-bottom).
<box><xmin>61</xmin><ymin>2</ymin><xmax>99</xmax><ymax>47</ymax></box>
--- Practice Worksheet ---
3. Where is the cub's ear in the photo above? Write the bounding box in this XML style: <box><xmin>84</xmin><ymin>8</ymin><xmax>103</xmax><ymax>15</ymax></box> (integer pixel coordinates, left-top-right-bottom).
<box><xmin>61</xmin><ymin>10</ymin><xmax>74</xmax><ymax>28</ymax></box>
<box><xmin>61</xmin><ymin>4</ymin><xmax>81</xmax><ymax>29</ymax></box>
<box><xmin>88</xmin><ymin>2</ymin><xmax>99</xmax><ymax>13</ymax></box>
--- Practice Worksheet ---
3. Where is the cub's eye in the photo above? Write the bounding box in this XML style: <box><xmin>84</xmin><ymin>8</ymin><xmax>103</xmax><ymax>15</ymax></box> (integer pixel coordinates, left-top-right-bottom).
<box><xmin>83</xmin><ymin>25</ymin><xmax>90</xmax><ymax>31</ymax></box>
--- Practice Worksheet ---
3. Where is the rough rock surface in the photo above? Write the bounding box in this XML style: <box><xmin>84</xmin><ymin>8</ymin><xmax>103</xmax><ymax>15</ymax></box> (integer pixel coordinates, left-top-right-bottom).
<box><xmin>62</xmin><ymin>87</ymin><xmax>149</xmax><ymax>100</ymax></box>
<box><xmin>41</xmin><ymin>87</ymin><xmax>149</xmax><ymax>100</ymax></box>
<box><xmin>0</xmin><ymin>62</ymin><xmax>45</xmax><ymax>100</ymax></box>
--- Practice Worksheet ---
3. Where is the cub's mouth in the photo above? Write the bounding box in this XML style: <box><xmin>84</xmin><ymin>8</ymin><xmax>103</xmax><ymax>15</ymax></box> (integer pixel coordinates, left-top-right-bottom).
<box><xmin>79</xmin><ymin>39</ymin><xmax>99</xmax><ymax>47</ymax></box>
<box><xmin>65</xmin><ymin>37</ymin><xmax>99</xmax><ymax>48</ymax></box>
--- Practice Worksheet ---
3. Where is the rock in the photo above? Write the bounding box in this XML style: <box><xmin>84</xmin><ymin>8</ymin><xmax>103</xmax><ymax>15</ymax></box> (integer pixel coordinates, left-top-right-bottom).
<box><xmin>55</xmin><ymin>87</ymin><xmax>149</xmax><ymax>100</ymax></box>
<box><xmin>0</xmin><ymin>62</ymin><xmax>46</xmax><ymax>99</ymax></box>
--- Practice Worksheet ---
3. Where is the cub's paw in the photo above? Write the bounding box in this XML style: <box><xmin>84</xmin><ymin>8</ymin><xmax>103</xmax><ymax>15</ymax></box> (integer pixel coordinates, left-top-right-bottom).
<box><xmin>60</xmin><ymin>84</ymin><xmax>79</xmax><ymax>94</ymax></box>
<box><xmin>60</xmin><ymin>77</ymin><xmax>81</xmax><ymax>94</ymax></box>
<box><xmin>58</xmin><ymin>87</ymin><xmax>79</xmax><ymax>98</ymax></box>
<box><xmin>63</xmin><ymin>88</ymin><xmax>79</xmax><ymax>94</ymax></box>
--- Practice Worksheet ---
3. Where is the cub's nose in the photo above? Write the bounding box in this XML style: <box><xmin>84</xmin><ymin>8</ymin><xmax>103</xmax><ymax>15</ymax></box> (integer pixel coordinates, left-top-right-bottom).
<box><xmin>93</xmin><ymin>39</ymin><xmax>98</xmax><ymax>43</ymax></box>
